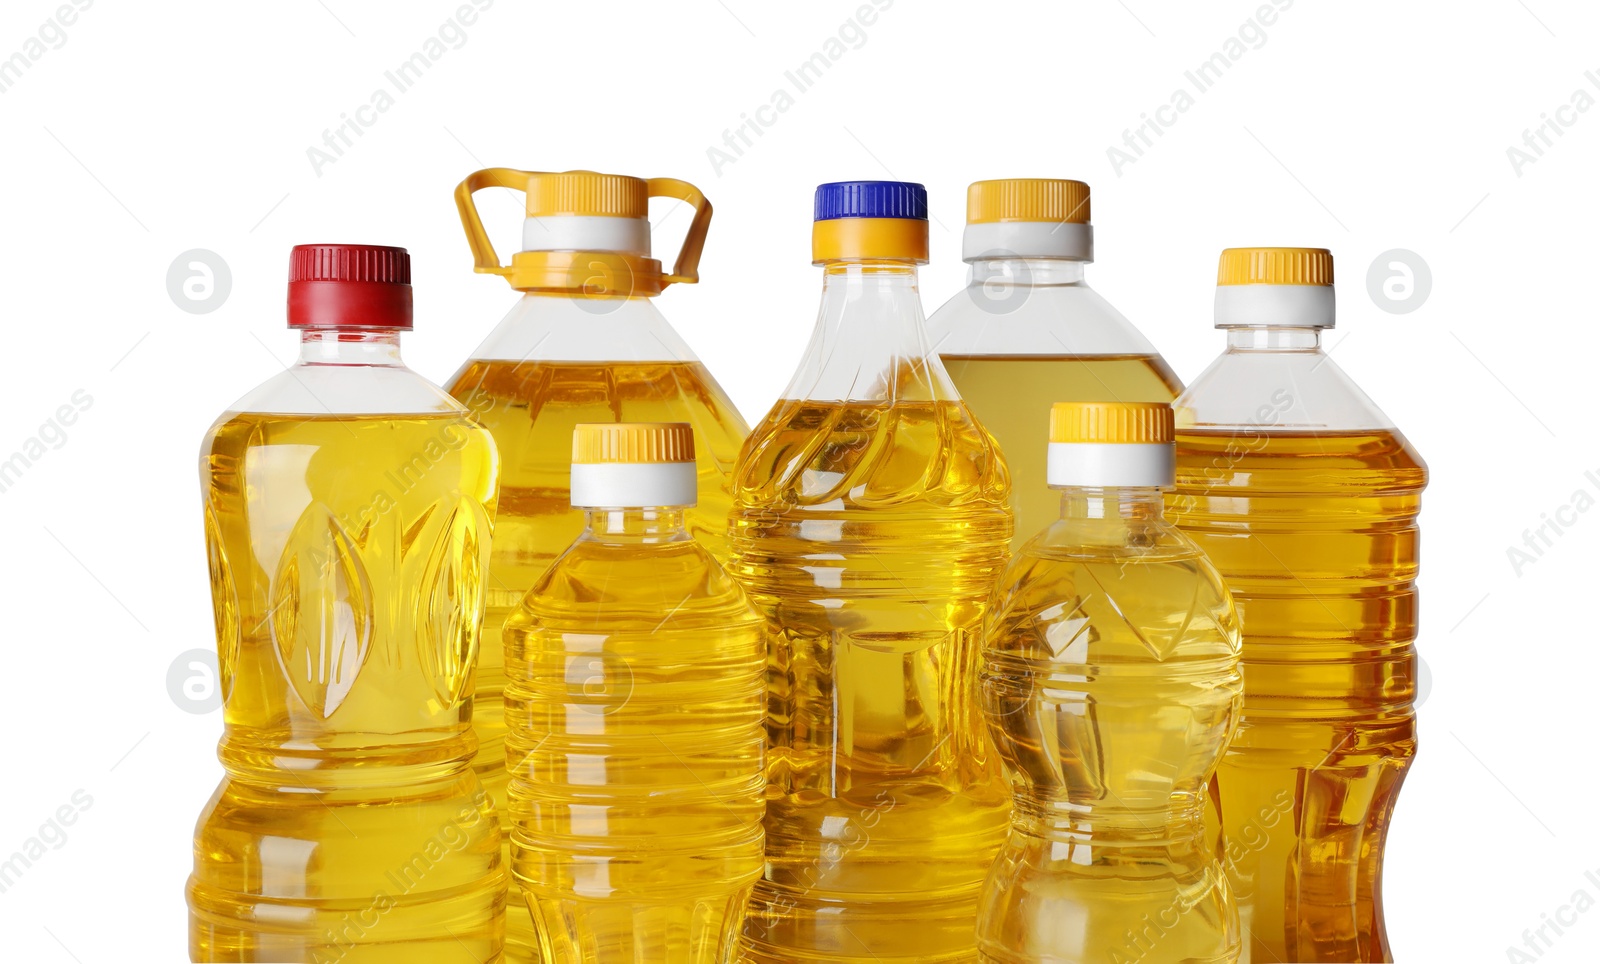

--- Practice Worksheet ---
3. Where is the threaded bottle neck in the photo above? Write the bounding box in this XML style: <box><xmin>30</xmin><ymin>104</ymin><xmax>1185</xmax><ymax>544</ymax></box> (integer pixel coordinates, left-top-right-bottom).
<box><xmin>297</xmin><ymin>329</ymin><xmax>404</xmax><ymax>366</ymax></box>
<box><xmin>583</xmin><ymin>507</ymin><xmax>690</xmax><ymax>542</ymax></box>
<box><xmin>968</xmin><ymin>258</ymin><xmax>1087</xmax><ymax>287</ymax></box>
<box><xmin>1226</xmin><ymin>327</ymin><xmax>1322</xmax><ymax>351</ymax></box>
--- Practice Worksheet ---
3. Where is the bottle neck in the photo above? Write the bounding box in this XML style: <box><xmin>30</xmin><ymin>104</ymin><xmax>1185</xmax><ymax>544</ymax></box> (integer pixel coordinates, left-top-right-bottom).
<box><xmin>583</xmin><ymin>507</ymin><xmax>690</xmax><ymax>544</ymax></box>
<box><xmin>820</xmin><ymin>258</ymin><xmax>923</xmax><ymax>307</ymax></box>
<box><xmin>297</xmin><ymin>329</ymin><xmax>404</xmax><ymax>366</ymax></box>
<box><xmin>1225</xmin><ymin>327</ymin><xmax>1323</xmax><ymax>352</ymax></box>
<box><xmin>789</xmin><ymin>260</ymin><xmax>950</xmax><ymax>402</ymax></box>
<box><xmin>968</xmin><ymin>258</ymin><xmax>1087</xmax><ymax>287</ymax></box>
<box><xmin>1054</xmin><ymin>487</ymin><xmax>1167</xmax><ymax>543</ymax></box>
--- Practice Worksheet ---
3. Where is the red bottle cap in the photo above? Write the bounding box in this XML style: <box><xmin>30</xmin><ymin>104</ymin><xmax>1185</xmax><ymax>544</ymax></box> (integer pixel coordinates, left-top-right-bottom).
<box><xmin>287</xmin><ymin>244</ymin><xmax>413</xmax><ymax>330</ymax></box>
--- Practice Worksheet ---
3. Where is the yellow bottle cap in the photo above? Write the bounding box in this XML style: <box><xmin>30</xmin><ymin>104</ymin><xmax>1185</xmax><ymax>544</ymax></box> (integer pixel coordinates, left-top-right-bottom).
<box><xmin>455</xmin><ymin>169</ymin><xmax>713</xmax><ymax>296</ymax></box>
<box><xmin>1049</xmin><ymin>401</ymin><xmax>1174</xmax><ymax>445</ymax></box>
<box><xmin>525</xmin><ymin>171</ymin><xmax>649</xmax><ymax>219</ymax></box>
<box><xmin>811</xmin><ymin>218</ymin><xmax>930</xmax><ymax>264</ymax></box>
<box><xmin>571</xmin><ymin>422</ymin><xmax>695</xmax><ymax>465</ymax></box>
<box><xmin>967</xmin><ymin>178</ymin><xmax>1091</xmax><ymax>224</ymax></box>
<box><xmin>1217</xmin><ymin>247</ymin><xmax>1334</xmax><ymax>286</ymax></box>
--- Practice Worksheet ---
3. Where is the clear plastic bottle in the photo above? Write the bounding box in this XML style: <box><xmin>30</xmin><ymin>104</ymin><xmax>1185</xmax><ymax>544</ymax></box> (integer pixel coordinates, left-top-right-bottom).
<box><xmin>189</xmin><ymin>245</ymin><xmax>505</xmax><ymax>962</ymax></box>
<box><xmin>447</xmin><ymin>170</ymin><xmax>750</xmax><ymax>961</ymax></box>
<box><xmin>729</xmin><ymin>181</ymin><xmax>1012</xmax><ymax>962</ymax></box>
<box><xmin>927</xmin><ymin>179</ymin><xmax>1182</xmax><ymax>550</ymax></box>
<box><xmin>979</xmin><ymin>402</ymin><xmax>1242</xmax><ymax>964</ymax></box>
<box><xmin>1167</xmin><ymin>248</ymin><xmax>1426</xmax><ymax>963</ymax></box>
<box><xmin>501</xmin><ymin>422</ymin><xmax>766</xmax><ymax>963</ymax></box>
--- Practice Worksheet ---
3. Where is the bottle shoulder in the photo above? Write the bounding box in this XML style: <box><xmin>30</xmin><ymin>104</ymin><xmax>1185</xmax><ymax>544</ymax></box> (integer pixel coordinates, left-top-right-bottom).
<box><xmin>443</xmin><ymin>355</ymin><xmax>750</xmax><ymax>453</ymax></box>
<box><xmin>1013</xmin><ymin>516</ymin><xmax>1206</xmax><ymax>559</ymax></box>
<box><xmin>508</xmin><ymin>537</ymin><xmax>757</xmax><ymax>633</ymax></box>
<box><xmin>733</xmin><ymin>397</ymin><xmax>1011</xmax><ymax>513</ymax></box>
<box><xmin>461</xmin><ymin>292</ymin><xmax>703</xmax><ymax>363</ymax></box>
<box><xmin>218</xmin><ymin>363</ymin><xmax>469</xmax><ymax>419</ymax></box>
<box><xmin>989</xmin><ymin>536</ymin><xmax>1241</xmax><ymax>663</ymax></box>
<box><xmin>1005</xmin><ymin>517</ymin><xmax>1229</xmax><ymax>582</ymax></box>
<box><xmin>926</xmin><ymin>279</ymin><xmax>1161</xmax><ymax>357</ymax></box>
<box><xmin>1177</xmin><ymin>344</ymin><xmax>1406</xmax><ymax>436</ymax></box>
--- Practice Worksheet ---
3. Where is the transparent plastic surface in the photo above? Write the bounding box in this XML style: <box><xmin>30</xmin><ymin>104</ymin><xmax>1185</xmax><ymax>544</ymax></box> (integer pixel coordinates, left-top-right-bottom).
<box><xmin>928</xmin><ymin>260</ymin><xmax>1181</xmax><ymax>549</ymax></box>
<box><xmin>502</xmin><ymin>508</ymin><xmax>765</xmax><ymax>963</ymax></box>
<box><xmin>730</xmin><ymin>263</ymin><xmax>1012</xmax><ymax>962</ymax></box>
<box><xmin>227</xmin><ymin>330</ymin><xmax>471</xmax><ymax>415</ymax></box>
<box><xmin>189</xmin><ymin>331</ymin><xmax>506</xmax><ymax>962</ymax></box>
<box><xmin>1173</xmin><ymin>329</ymin><xmax>1396</xmax><ymax>432</ymax></box>
<box><xmin>978</xmin><ymin>489</ymin><xmax>1242</xmax><ymax>963</ymax></box>
<box><xmin>1168</xmin><ymin>327</ymin><xmax>1426</xmax><ymax>963</ymax></box>
<box><xmin>445</xmin><ymin>292</ymin><xmax>748</xmax><ymax>962</ymax></box>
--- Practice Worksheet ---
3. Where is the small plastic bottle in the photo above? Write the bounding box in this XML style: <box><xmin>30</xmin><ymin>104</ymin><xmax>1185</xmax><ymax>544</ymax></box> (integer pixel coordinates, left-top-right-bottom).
<box><xmin>979</xmin><ymin>401</ymin><xmax>1242</xmax><ymax>964</ymax></box>
<box><xmin>927</xmin><ymin>179</ymin><xmax>1182</xmax><ymax>550</ymax></box>
<box><xmin>502</xmin><ymin>423</ymin><xmax>765</xmax><ymax>963</ymax></box>
<box><xmin>1167</xmin><ymin>248</ymin><xmax>1426</xmax><ymax>962</ymax></box>
<box><xmin>188</xmin><ymin>245</ymin><xmax>504</xmax><ymax>962</ymax></box>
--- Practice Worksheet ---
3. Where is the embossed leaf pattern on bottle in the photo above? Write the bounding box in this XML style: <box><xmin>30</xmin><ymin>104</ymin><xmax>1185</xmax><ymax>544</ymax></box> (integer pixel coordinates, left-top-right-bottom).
<box><xmin>416</xmin><ymin>497</ymin><xmax>486</xmax><ymax>708</ymax></box>
<box><xmin>270</xmin><ymin>504</ymin><xmax>375</xmax><ymax>718</ymax></box>
<box><xmin>204</xmin><ymin>504</ymin><xmax>241</xmax><ymax>707</ymax></box>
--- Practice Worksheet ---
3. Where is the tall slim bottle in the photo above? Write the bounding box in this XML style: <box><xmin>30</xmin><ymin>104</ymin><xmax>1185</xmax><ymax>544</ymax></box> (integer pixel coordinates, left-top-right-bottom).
<box><xmin>446</xmin><ymin>170</ymin><xmax>750</xmax><ymax>961</ymax></box>
<box><xmin>927</xmin><ymin>179</ymin><xmax>1182</xmax><ymax>549</ymax></box>
<box><xmin>188</xmin><ymin>245</ymin><xmax>505</xmax><ymax>961</ymax></box>
<box><xmin>1167</xmin><ymin>248</ymin><xmax>1426</xmax><ymax>962</ymax></box>
<box><xmin>503</xmin><ymin>423</ymin><xmax>766</xmax><ymax>962</ymax></box>
<box><xmin>979</xmin><ymin>402</ymin><xmax>1242</xmax><ymax>963</ymax></box>
<box><xmin>730</xmin><ymin>181</ymin><xmax>1012</xmax><ymax>962</ymax></box>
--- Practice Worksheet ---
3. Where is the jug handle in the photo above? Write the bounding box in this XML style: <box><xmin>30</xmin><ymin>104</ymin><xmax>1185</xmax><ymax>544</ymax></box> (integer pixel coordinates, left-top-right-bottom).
<box><xmin>648</xmin><ymin>177</ymin><xmax>713</xmax><ymax>288</ymax></box>
<box><xmin>453</xmin><ymin>168</ymin><xmax>543</xmax><ymax>279</ymax></box>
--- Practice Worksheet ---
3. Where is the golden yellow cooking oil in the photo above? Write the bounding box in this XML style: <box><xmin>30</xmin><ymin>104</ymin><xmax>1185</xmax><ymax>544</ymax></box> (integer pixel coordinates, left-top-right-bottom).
<box><xmin>502</xmin><ymin>422</ymin><xmax>765</xmax><ymax>962</ymax></box>
<box><xmin>448</xmin><ymin>168</ymin><xmax>744</xmax><ymax>961</ymax></box>
<box><xmin>978</xmin><ymin>401</ymin><xmax>1241</xmax><ymax>964</ymax></box>
<box><xmin>979</xmin><ymin>540</ymin><xmax>1242</xmax><ymax>964</ymax></box>
<box><xmin>730</xmin><ymin>399</ymin><xmax>1013</xmax><ymax>963</ymax></box>
<box><xmin>928</xmin><ymin>179</ymin><xmax>1181</xmax><ymax>555</ymax></box>
<box><xmin>941</xmin><ymin>353</ymin><xmax>1181</xmax><ymax>550</ymax></box>
<box><xmin>502</xmin><ymin>513</ymin><xmax>765</xmax><ymax>961</ymax></box>
<box><xmin>189</xmin><ymin>412</ymin><xmax>504</xmax><ymax>962</ymax></box>
<box><xmin>1169</xmin><ymin>428</ymin><xmax>1424</xmax><ymax>963</ymax></box>
<box><xmin>444</xmin><ymin>359</ymin><xmax>747</xmax><ymax>930</ymax></box>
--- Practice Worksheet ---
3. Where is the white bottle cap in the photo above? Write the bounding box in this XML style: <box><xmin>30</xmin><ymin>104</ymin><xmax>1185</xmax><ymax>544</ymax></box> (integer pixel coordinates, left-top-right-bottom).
<box><xmin>962</xmin><ymin>178</ymin><xmax>1094</xmax><ymax>262</ymax></box>
<box><xmin>569</xmin><ymin>423</ymin><xmax>697</xmax><ymax>508</ymax></box>
<box><xmin>523</xmin><ymin>215</ymin><xmax>651</xmax><ymax>256</ymax></box>
<box><xmin>517</xmin><ymin>171</ymin><xmax>654</xmax><ymax>256</ymax></box>
<box><xmin>1214</xmin><ymin>247</ymin><xmax>1335</xmax><ymax>329</ymax></box>
<box><xmin>964</xmin><ymin>222</ymin><xmax>1093</xmax><ymax>262</ymax></box>
<box><xmin>1046</xmin><ymin>402</ymin><xmax>1175</xmax><ymax>488</ymax></box>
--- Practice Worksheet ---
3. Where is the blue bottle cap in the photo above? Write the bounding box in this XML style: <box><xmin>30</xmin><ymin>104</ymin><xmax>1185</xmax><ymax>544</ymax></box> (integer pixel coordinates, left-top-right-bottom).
<box><xmin>814</xmin><ymin>181</ymin><xmax>928</xmax><ymax>221</ymax></box>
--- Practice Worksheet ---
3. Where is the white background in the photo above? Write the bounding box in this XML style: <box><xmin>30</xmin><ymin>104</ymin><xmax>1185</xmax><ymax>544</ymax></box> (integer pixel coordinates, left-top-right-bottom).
<box><xmin>0</xmin><ymin>1</ymin><xmax>1590</xmax><ymax>961</ymax></box>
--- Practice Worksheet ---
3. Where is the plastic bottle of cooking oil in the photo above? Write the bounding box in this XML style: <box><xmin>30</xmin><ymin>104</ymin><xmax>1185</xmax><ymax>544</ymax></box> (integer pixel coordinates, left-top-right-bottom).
<box><xmin>447</xmin><ymin>169</ymin><xmax>749</xmax><ymax>961</ymax></box>
<box><xmin>927</xmin><ymin>179</ymin><xmax>1182</xmax><ymax>550</ymax></box>
<box><xmin>979</xmin><ymin>401</ymin><xmax>1242</xmax><ymax>964</ymax></box>
<box><xmin>1167</xmin><ymin>248</ymin><xmax>1426</xmax><ymax>963</ymax></box>
<box><xmin>501</xmin><ymin>422</ymin><xmax>765</xmax><ymax>963</ymax></box>
<box><xmin>728</xmin><ymin>181</ymin><xmax>1012</xmax><ymax>963</ymax></box>
<box><xmin>188</xmin><ymin>245</ymin><xmax>504</xmax><ymax>962</ymax></box>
